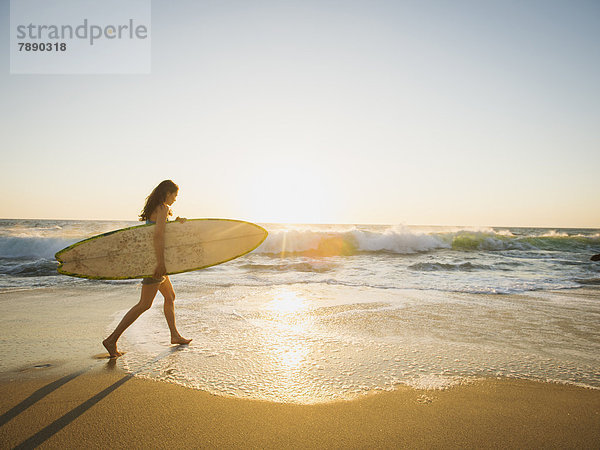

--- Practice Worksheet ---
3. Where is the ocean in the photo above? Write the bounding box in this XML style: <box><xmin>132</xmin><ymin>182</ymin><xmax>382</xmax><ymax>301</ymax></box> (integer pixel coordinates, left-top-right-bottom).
<box><xmin>1</xmin><ymin>219</ymin><xmax>599</xmax><ymax>403</ymax></box>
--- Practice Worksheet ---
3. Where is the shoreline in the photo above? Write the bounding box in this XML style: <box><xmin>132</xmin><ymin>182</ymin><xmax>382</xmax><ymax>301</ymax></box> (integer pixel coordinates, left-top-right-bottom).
<box><xmin>1</xmin><ymin>285</ymin><xmax>599</xmax><ymax>390</ymax></box>
<box><xmin>1</xmin><ymin>369</ymin><xmax>599</xmax><ymax>449</ymax></box>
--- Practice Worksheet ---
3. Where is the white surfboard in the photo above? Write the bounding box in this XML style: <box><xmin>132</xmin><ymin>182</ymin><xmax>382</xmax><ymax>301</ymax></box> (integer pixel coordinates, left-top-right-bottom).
<box><xmin>55</xmin><ymin>219</ymin><xmax>268</xmax><ymax>280</ymax></box>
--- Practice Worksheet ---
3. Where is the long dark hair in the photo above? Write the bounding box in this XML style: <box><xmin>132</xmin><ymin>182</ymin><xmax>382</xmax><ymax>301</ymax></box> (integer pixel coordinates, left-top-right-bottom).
<box><xmin>139</xmin><ymin>180</ymin><xmax>179</xmax><ymax>221</ymax></box>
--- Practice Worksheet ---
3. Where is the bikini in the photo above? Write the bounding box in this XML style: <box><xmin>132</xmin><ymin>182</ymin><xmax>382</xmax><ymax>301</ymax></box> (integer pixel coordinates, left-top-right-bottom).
<box><xmin>141</xmin><ymin>218</ymin><xmax>166</xmax><ymax>285</ymax></box>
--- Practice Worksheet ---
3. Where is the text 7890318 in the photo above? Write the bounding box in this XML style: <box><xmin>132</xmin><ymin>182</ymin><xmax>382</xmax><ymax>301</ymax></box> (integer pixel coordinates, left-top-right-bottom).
<box><xmin>18</xmin><ymin>42</ymin><xmax>67</xmax><ymax>51</ymax></box>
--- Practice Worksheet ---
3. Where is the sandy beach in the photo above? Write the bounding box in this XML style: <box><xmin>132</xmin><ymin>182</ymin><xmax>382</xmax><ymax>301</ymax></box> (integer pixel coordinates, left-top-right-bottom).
<box><xmin>1</xmin><ymin>368</ymin><xmax>599</xmax><ymax>449</ymax></box>
<box><xmin>1</xmin><ymin>257</ymin><xmax>599</xmax><ymax>448</ymax></box>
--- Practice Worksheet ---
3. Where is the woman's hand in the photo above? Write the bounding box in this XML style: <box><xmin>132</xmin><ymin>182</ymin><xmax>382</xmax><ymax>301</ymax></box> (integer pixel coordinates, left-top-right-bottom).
<box><xmin>175</xmin><ymin>216</ymin><xmax>187</xmax><ymax>224</ymax></box>
<box><xmin>154</xmin><ymin>262</ymin><xmax>167</xmax><ymax>278</ymax></box>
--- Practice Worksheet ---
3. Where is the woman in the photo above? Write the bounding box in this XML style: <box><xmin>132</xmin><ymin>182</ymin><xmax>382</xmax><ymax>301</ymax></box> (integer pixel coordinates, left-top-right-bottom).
<box><xmin>103</xmin><ymin>180</ymin><xmax>192</xmax><ymax>358</ymax></box>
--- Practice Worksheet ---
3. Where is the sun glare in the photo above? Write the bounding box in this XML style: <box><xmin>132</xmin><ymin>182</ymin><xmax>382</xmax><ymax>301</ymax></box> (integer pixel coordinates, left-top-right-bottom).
<box><xmin>269</xmin><ymin>288</ymin><xmax>306</xmax><ymax>316</ymax></box>
<box><xmin>255</xmin><ymin>288</ymin><xmax>317</xmax><ymax>401</ymax></box>
<box><xmin>232</xmin><ymin>160</ymin><xmax>343</xmax><ymax>224</ymax></box>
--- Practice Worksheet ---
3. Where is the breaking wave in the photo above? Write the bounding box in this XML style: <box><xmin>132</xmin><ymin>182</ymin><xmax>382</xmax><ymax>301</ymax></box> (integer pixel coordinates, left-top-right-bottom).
<box><xmin>255</xmin><ymin>227</ymin><xmax>600</xmax><ymax>256</ymax></box>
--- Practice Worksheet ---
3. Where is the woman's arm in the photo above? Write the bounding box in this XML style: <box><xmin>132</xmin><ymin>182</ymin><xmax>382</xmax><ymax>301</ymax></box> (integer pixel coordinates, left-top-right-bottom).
<box><xmin>153</xmin><ymin>204</ymin><xmax>169</xmax><ymax>278</ymax></box>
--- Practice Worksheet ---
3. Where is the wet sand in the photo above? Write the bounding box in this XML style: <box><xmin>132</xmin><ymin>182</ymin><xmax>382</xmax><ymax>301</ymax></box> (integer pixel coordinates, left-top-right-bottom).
<box><xmin>1</xmin><ymin>286</ymin><xmax>599</xmax><ymax>447</ymax></box>
<box><xmin>1</xmin><ymin>368</ymin><xmax>599</xmax><ymax>449</ymax></box>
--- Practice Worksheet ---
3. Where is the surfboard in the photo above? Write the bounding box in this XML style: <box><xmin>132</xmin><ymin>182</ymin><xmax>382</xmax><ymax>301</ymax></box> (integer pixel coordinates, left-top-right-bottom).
<box><xmin>55</xmin><ymin>219</ymin><xmax>268</xmax><ymax>280</ymax></box>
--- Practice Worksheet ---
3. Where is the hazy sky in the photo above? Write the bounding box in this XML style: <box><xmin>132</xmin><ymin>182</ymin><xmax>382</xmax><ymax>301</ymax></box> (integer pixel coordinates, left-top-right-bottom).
<box><xmin>1</xmin><ymin>0</ymin><xmax>599</xmax><ymax>227</ymax></box>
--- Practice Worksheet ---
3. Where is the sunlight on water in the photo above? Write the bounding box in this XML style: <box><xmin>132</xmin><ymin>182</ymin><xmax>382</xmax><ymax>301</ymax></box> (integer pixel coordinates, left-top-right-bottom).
<box><xmin>119</xmin><ymin>284</ymin><xmax>600</xmax><ymax>404</ymax></box>
<box><xmin>269</xmin><ymin>288</ymin><xmax>306</xmax><ymax>316</ymax></box>
<box><xmin>268</xmin><ymin>290</ymin><xmax>312</xmax><ymax>374</ymax></box>
<box><xmin>259</xmin><ymin>289</ymin><xmax>315</xmax><ymax>402</ymax></box>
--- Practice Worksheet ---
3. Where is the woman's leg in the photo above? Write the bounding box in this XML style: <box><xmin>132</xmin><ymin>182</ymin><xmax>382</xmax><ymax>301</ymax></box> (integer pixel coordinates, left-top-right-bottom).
<box><xmin>103</xmin><ymin>282</ymin><xmax>161</xmax><ymax>357</ymax></box>
<box><xmin>159</xmin><ymin>276</ymin><xmax>192</xmax><ymax>345</ymax></box>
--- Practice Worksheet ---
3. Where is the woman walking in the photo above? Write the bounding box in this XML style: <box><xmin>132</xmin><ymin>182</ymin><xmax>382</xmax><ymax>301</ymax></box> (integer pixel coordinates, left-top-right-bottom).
<box><xmin>103</xmin><ymin>180</ymin><xmax>192</xmax><ymax>358</ymax></box>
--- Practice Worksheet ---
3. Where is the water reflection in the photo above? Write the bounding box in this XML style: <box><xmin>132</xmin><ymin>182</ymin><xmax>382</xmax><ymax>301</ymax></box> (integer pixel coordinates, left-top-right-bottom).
<box><xmin>260</xmin><ymin>288</ymin><xmax>316</xmax><ymax>402</ymax></box>
<box><xmin>268</xmin><ymin>288</ymin><xmax>306</xmax><ymax>316</ymax></box>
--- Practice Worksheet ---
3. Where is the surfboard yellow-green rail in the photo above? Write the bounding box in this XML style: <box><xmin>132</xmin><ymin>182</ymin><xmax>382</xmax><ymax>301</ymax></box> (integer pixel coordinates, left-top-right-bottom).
<box><xmin>55</xmin><ymin>218</ymin><xmax>268</xmax><ymax>280</ymax></box>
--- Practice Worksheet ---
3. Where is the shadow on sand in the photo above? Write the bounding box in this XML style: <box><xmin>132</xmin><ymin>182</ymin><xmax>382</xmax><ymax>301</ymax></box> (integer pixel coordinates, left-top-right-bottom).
<box><xmin>4</xmin><ymin>346</ymin><xmax>185</xmax><ymax>449</ymax></box>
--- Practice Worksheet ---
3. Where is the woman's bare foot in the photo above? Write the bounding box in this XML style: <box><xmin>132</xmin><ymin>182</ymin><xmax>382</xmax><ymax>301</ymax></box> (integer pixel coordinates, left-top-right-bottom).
<box><xmin>102</xmin><ymin>338</ymin><xmax>123</xmax><ymax>358</ymax></box>
<box><xmin>171</xmin><ymin>335</ymin><xmax>192</xmax><ymax>345</ymax></box>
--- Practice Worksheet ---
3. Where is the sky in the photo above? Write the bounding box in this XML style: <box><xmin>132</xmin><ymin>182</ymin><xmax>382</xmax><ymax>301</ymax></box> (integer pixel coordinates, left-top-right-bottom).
<box><xmin>1</xmin><ymin>0</ymin><xmax>599</xmax><ymax>227</ymax></box>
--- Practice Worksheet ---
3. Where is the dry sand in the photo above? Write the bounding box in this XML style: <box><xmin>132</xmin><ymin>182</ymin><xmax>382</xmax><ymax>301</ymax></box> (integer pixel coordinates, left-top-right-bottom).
<box><xmin>1</xmin><ymin>367</ymin><xmax>599</xmax><ymax>449</ymax></box>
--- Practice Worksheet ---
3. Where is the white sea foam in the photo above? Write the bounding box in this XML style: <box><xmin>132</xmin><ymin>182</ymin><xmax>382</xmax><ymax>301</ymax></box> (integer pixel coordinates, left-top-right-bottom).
<box><xmin>351</xmin><ymin>228</ymin><xmax>449</xmax><ymax>253</ymax></box>
<box><xmin>257</xmin><ymin>227</ymin><xmax>450</xmax><ymax>255</ymax></box>
<box><xmin>540</xmin><ymin>230</ymin><xmax>570</xmax><ymax>237</ymax></box>
<box><xmin>254</xmin><ymin>225</ymin><xmax>600</xmax><ymax>256</ymax></box>
<box><xmin>118</xmin><ymin>285</ymin><xmax>600</xmax><ymax>404</ymax></box>
<box><xmin>404</xmin><ymin>374</ymin><xmax>466</xmax><ymax>390</ymax></box>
